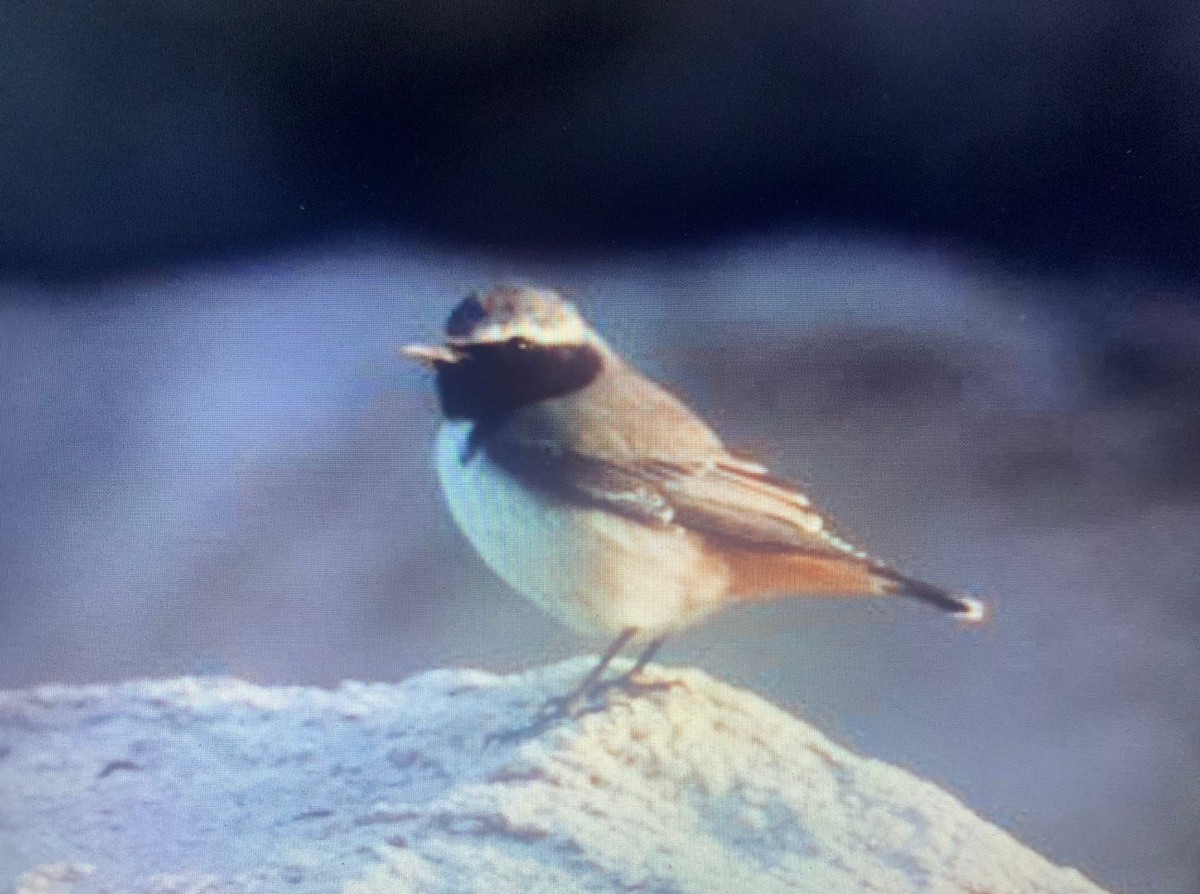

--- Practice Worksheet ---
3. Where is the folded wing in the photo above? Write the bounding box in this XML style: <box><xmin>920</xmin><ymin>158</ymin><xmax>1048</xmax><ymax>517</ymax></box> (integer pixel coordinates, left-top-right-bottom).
<box><xmin>481</xmin><ymin>432</ymin><xmax>983</xmax><ymax>618</ymax></box>
<box><xmin>482</xmin><ymin>435</ymin><xmax>859</xmax><ymax>560</ymax></box>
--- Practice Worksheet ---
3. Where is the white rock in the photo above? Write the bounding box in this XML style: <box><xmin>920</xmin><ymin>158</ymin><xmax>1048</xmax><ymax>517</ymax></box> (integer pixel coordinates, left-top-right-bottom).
<box><xmin>0</xmin><ymin>660</ymin><xmax>1108</xmax><ymax>894</ymax></box>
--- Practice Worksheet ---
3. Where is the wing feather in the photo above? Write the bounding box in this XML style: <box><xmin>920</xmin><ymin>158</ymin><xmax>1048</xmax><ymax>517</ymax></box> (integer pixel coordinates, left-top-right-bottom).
<box><xmin>482</xmin><ymin>433</ymin><xmax>859</xmax><ymax>559</ymax></box>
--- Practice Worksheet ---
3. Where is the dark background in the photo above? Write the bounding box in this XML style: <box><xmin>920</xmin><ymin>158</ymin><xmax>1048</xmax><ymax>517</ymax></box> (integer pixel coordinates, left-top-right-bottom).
<box><xmin>3</xmin><ymin>0</ymin><xmax>1200</xmax><ymax>285</ymax></box>
<box><xmin>2</xmin><ymin>3</ymin><xmax>1198</xmax><ymax>893</ymax></box>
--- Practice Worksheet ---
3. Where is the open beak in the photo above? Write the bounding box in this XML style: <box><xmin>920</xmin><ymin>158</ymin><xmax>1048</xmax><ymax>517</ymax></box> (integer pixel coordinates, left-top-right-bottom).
<box><xmin>397</xmin><ymin>343</ymin><xmax>463</xmax><ymax>366</ymax></box>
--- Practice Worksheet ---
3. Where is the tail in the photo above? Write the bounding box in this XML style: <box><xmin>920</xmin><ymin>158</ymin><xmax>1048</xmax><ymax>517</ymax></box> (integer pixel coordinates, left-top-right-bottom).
<box><xmin>870</xmin><ymin>563</ymin><xmax>987</xmax><ymax>623</ymax></box>
<box><xmin>723</xmin><ymin>548</ymin><xmax>988</xmax><ymax>623</ymax></box>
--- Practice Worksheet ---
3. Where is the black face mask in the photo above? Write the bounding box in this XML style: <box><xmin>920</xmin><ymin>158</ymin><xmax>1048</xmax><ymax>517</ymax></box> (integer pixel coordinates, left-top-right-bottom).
<box><xmin>434</xmin><ymin>338</ymin><xmax>604</xmax><ymax>422</ymax></box>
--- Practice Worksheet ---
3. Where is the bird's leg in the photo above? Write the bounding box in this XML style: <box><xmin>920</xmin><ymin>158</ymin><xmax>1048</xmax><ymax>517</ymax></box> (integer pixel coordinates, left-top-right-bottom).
<box><xmin>601</xmin><ymin>634</ymin><xmax>681</xmax><ymax>697</ymax></box>
<box><xmin>489</xmin><ymin>630</ymin><xmax>672</xmax><ymax>744</ymax></box>
<box><xmin>624</xmin><ymin>635</ymin><xmax>666</xmax><ymax>681</ymax></box>
<box><xmin>488</xmin><ymin>628</ymin><xmax>640</xmax><ymax>744</ymax></box>
<box><xmin>524</xmin><ymin>627</ymin><xmax>639</xmax><ymax>725</ymax></box>
<box><xmin>582</xmin><ymin>634</ymin><xmax>678</xmax><ymax>705</ymax></box>
<box><xmin>564</xmin><ymin>627</ymin><xmax>638</xmax><ymax>705</ymax></box>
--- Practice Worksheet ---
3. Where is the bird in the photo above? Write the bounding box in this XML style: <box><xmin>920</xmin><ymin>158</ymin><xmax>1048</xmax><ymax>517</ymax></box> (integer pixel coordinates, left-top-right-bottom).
<box><xmin>401</xmin><ymin>286</ymin><xmax>986</xmax><ymax>706</ymax></box>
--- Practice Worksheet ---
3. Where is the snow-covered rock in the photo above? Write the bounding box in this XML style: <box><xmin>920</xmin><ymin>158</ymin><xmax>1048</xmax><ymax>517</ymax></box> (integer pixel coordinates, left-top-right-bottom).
<box><xmin>0</xmin><ymin>660</ymin><xmax>1106</xmax><ymax>894</ymax></box>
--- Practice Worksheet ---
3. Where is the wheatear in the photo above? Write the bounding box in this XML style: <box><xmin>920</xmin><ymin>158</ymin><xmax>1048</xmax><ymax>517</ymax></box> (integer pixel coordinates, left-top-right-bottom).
<box><xmin>402</xmin><ymin>286</ymin><xmax>985</xmax><ymax>701</ymax></box>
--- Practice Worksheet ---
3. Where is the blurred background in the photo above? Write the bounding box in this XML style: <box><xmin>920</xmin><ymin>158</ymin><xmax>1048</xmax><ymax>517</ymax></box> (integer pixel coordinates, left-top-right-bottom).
<box><xmin>2</xmin><ymin>2</ymin><xmax>1198</xmax><ymax>892</ymax></box>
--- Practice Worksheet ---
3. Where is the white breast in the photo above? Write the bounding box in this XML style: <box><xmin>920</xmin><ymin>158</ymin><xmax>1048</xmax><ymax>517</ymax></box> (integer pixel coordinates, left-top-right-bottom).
<box><xmin>433</xmin><ymin>421</ymin><xmax>727</xmax><ymax>636</ymax></box>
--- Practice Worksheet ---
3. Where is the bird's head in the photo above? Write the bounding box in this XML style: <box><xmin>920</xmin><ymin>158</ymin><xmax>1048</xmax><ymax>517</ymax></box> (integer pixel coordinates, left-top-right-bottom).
<box><xmin>400</xmin><ymin>286</ymin><xmax>608</xmax><ymax>419</ymax></box>
<box><xmin>400</xmin><ymin>286</ymin><xmax>598</xmax><ymax>365</ymax></box>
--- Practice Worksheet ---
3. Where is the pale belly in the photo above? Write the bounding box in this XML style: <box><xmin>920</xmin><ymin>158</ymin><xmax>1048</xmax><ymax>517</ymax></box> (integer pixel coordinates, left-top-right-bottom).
<box><xmin>434</xmin><ymin>422</ymin><xmax>728</xmax><ymax>635</ymax></box>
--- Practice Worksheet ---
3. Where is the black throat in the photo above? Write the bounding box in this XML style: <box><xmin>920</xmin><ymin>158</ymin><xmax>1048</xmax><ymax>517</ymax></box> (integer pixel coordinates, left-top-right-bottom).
<box><xmin>434</xmin><ymin>340</ymin><xmax>604</xmax><ymax>425</ymax></box>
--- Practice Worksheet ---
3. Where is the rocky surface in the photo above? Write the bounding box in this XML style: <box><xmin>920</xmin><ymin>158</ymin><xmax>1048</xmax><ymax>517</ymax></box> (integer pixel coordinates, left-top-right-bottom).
<box><xmin>0</xmin><ymin>661</ymin><xmax>1107</xmax><ymax>894</ymax></box>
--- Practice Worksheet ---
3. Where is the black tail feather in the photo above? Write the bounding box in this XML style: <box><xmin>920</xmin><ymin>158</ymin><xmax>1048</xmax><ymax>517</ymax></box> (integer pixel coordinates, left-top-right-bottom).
<box><xmin>873</xmin><ymin>564</ymin><xmax>987</xmax><ymax>622</ymax></box>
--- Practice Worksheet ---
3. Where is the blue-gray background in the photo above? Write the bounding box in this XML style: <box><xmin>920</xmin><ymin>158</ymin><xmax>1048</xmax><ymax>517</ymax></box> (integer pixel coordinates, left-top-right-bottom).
<box><xmin>2</xmin><ymin>4</ymin><xmax>1199</xmax><ymax>893</ymax></box>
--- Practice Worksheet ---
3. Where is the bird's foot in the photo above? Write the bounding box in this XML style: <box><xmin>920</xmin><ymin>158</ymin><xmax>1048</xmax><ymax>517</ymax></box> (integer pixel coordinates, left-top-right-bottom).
<box><xmin>589</xmin><ymin>669</ymin><xmax>685</xmax><ymax>705</ymax></box>
<box><xmin>485</xmin><ymin>672</ymin><xmax>683</xmax><ymax>745</ymax></box>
